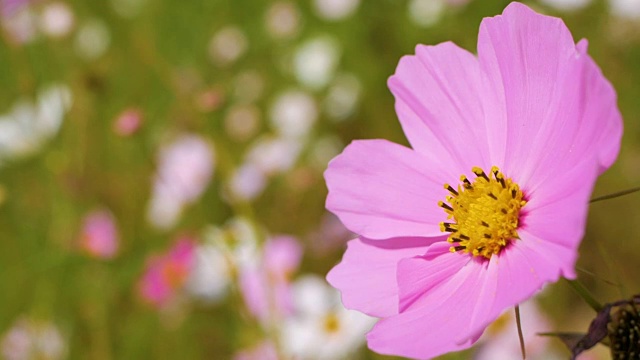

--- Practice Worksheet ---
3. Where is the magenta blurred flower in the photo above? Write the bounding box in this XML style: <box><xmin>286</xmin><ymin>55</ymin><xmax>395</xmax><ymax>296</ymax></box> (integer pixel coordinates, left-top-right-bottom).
<box><xmin>139</xmin><ymin>238</ymin><xmax>196</xmax><ymax>307</ymax></box>
<box><xmin>325</xmin><ymin>3</ymin><xmax>622</xmax><ymax>359</ymax></box>
<box><xmin>112</xmin><ymin>108</ymin><xmax>142</xmax><ymax>136</ymax></box>
<box><xmin>239</xmin><ymin>236</ymin><xmax>302</xmax><ymax>323</ymax></box>
<box><xmin>79</xmin><ymin>209</ymin><xmax>119</xmax><ymax>259</ymax></box>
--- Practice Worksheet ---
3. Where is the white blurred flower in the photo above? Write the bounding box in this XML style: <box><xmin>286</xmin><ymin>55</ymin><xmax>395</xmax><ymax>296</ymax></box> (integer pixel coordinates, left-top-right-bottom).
<box><xmin>323</xmin><ymin>73</ymin><xmax>361</xmax><ymax>121</ymax></box>
<box><xmin>147</xmin><ymin>134</ymin><xmax>215</xmax><ymax>229</ymax></box>
<box><xmin>280</xmin><ymin>275</ymin><xmax>375</xmax><ymax>360</ymax></box>
<box><xmin>475</xmin><ymin>300</ymin><xmax>563</xmax><ymax>360</ymax></box>
<box><xmin>0</xmin><ymin>84</ymin><xmax>72</xmax><ymax>165</ymax></box>
<box><xmin>110</xmin><ymin>0</ymin><xmax>148</xmax><ymax>18</ymax></box>
<box><xmin>445</xmin><ymin>0</ymin><xmax>472</xmax><ymax>5</ymax></box>
<box><xmin>185</xmin><ymin>243</ymin><xmax>231</xmax><ymax>303</ymax></box>
<box><xmin>1</xmin><ymin>318</ymin><xmax>65</xmax><ymax>360</ymax></box>
<box><xmin>611</xmin><ymin>0</ymin><xmax>640</xmax><ymax>19</ymax></box>
<box><xmin>265</xmin><ymin>1</ymin><xmax>300</xmax><ymax>39</ymax></box>
<box><xmin>270</xmin><ymin>90</ymin><xmax>317</xmax><ymax>139</ymax></box>
<box><xmin>408</xmin><ymin>0</ymin><xmax>445</xmax><ymax>27</ymax></box>
<box><xmin>224</xmin><ymin>104</ymin><xmax>261</xmax><ymax>142</ymax></box>
<box><xmin>294</xmin><ymin>36</ymin><xmax>340</xmax><ymax>90</ymax></box>
<box><xmin>209</xmin><ymin>26</ymin><xmax>248</xmax><ymax>66</ymax></box>
<box><xmin>226</xmin><ymin>216</ymin><xmax>261</xmax><ymax>269</ymax></box>
<box><xmin>228</xmin><ymin>163</ymin><xmax>267</xmax><ymax>201</ymax></box>
<box><xmin>2</xmin><ymin>6</ymin><xmax>37</xmax><ymax>44</ymax></box>
<box><xmin>74</xmin><ymin>19</ymin><xmax>110</xmax><ymax>60</ymax></box>
<box><xmin>539</xmin><ymin>0</ymin><xmax>592</xmax><ymax>11</ymax></box>
<box><xmin>246</xmin><ymin>136</ymin><xmax>302</xmax><ymax>175</ymax></box>
<box><xmin>39</xmin><ymin>2</ymin><xmax>74</xmax><ymax>38</ymax></box>
<box><xmin>313</xmin><ymin>0</ymin><xmax>360</xmax><ymax>21</ymax></box>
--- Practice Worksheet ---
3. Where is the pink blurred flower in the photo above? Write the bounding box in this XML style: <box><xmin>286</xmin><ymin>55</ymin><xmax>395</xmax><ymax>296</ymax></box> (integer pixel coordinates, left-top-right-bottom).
<box><xmin>0</xmin><ymin>0</ymin><xmax>30</xmax><ymax>19</ymax></box>
<box><xmin>79</xmin><ymin>209</ymin><xmax>119</xmax><ymax>259</ymax></box>
<box><xmin>139</xmin><ymin>238</ymin><xmax>196</xmax><ymax>307</ymax></box>
<box><xmin>113</xmin><ymin>108</ymin><xmax>142</xmax><ymax>136</ymax></box>
<box><xmin>232</xmin><ymin>340</ymin><xmax>278</xmax><ymax>360</ymax></box>
<box><xmin>147</xmin><ymin>134</ymin><xmax>215</xmax><ymax>229</ymax></box>
<box><xmin>239</xmin><ymin>236</ymin><xmax>302</xmax><ymax>324</ymax></box>
<box><xmin>325</xmin><ymin>3</ymin><xmax>622</xmax><ymax>359</ymax></box>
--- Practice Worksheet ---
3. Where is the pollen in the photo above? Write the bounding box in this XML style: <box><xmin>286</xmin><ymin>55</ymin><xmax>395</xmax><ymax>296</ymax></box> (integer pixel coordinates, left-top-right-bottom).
<box><xmin>439</xmin><ymin>166</ymin><xmax>526</xmax><ymax>259</ymax></box>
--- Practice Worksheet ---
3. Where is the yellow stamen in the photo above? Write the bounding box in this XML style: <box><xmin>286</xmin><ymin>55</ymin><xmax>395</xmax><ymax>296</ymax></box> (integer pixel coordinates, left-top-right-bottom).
<box><xmin>439</xmin><ymin>166</ymin><xmax>526</xmax><ymax>259</ymax></box>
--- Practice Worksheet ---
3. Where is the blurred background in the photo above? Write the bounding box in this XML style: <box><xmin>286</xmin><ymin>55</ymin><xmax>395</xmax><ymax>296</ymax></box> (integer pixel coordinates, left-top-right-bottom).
<box><xmin>0</xmin><ymin>0</ymin><xmax>638</xmax><ymax>359</ymax></box>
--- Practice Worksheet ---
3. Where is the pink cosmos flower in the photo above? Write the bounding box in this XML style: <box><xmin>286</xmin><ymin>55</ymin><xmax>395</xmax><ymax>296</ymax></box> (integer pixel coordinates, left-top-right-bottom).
<box><xmin>139</xmin><ymin>238</ymin><xmax>195</xmax><ymax>307</ymax></box>
<box><xmin>113</xmin><ymin>108</ymin><xmax>142</xmax><ymax>137</ymax></box>
<box><xmin>0</xmin><ymin>0</ymin><xmax>30</xmax><ymax>19</ymax></box>
<box><xmin>232</xmin><ymin>340</ymin><xmax>278</xmax><ymax>360</ymax></box>
<box><xmin>147</xmin><ymin>134</ymin><xmax>215</xmax><ymax>229</ymax></box>
<box><xmin>239</xmin><ymin>236</ymin><xmax>302</xmax><ymax>323</ymax></box>
<box><xmin>325</xmin><ymin>3</ymin><xmax>622</xmax><ymax>359</ymax></box>
<box><xmin>79</xmin><ymin>209</ymin><xmax>119</xmax><ymax>259</ymax></box>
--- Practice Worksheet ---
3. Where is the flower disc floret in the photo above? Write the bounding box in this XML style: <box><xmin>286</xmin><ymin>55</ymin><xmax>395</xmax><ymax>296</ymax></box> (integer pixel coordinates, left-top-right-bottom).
<box><xmin>439</xmin><ymin>166</ymin><xmax>526</xmax><ymax>259</ymax></box>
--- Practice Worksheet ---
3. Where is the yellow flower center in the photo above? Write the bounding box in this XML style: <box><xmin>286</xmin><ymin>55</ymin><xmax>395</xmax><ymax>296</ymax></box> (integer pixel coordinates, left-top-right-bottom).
<box><xmin>323</xmin><ymin>313</ymin><xmax>341</xmax><ymax>333</ymax></box>
<box><xmin>439</xmin><ymin>166</ymin><xmax>526</xmax><ymax>259</ymax></box>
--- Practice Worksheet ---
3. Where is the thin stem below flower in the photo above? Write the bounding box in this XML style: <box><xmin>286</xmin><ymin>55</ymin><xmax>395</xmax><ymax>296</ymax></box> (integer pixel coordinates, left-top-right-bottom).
<box><xmin>515</xmin><ymin>305</ymin><xmax>526</xmax><ymax>360</ymax></box>
<box><xmin>590</xmin><ymin>186</ymin><xmax>640</xmax><ymax>203</ymax></box>
<box><xmin>565</xmin><ymin>279</ymin><xmax>603</xmax><ymax>312</ymax></box>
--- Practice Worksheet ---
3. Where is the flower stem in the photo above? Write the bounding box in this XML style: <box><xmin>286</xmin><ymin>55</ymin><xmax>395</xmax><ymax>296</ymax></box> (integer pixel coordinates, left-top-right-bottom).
<box><xmin>515</xmin><ymin>305</ymin><xmax>526</xmax><ymax>360</ymax></box>
<box><xmin>565</xmin><ymin>279</ymin><xmax>603</xmax><ymax>312</ymax></box>
<box><xmin>590</xmin><ymin>186</ymin><xmax>640</xmax><ymax>203</ymax></box>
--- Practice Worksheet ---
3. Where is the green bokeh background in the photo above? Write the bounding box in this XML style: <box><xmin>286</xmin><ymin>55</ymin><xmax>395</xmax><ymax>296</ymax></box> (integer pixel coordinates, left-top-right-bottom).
<box><xmin>0</xmin><ymin>0</ymin><xmax>638</xmax><ymax>358</ymax></box>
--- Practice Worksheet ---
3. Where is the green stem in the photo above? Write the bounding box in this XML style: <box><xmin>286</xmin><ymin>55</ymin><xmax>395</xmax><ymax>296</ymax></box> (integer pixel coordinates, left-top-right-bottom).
<box><xmin>515</xmin><ymin>305</ymin><xmax>526</xmax><ymax>360</ymax></box>
<box><xmin>590</xmin><ymin>186</ymin><xmax>640</xmax><ymax>203</ymax></box>
<box><xmin>565</xmin><ymin>279</ymin><xmax>603</xmax><ymax>312</ymax></box>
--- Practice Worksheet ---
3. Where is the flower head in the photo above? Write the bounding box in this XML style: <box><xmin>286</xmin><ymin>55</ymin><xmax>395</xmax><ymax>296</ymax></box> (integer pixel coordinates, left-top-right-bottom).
<box><xmin>280</xmin><ymin>275</ymin><xmax>375</xmax><ymax>359</ymax></box>
<box><xmin>138</xmin><ymin>237</ymin><xmax>196</xmax><ymax>308</ymax></box>
<box><xmin>325</xmin><ymin>3</ymin><xmax>622</xmax><ymax>359</ymax></box>
<box><xmin>239</xmin><ymin>236</ymin><xmax>303</xmax><ymax>323</ymax></box>
<box><xmin>1</xmin><ymin>317</ymin><xmax>66</xmax><ymax>360</ymax></box>
<box><xmin>147</xmin><ymin>134</ymin><xmax>215</xmax><ymax>229</ymax></box>
<box><xmin>78</xmin><ymin>208</ymin><xmax>119</xmax><ymax>259</ymax></box>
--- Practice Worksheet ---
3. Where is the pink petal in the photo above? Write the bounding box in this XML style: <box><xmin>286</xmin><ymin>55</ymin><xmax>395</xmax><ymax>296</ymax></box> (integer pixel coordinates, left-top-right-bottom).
<box><xmin>522</xmin><ymin>156</ymin><xmax>597</xmax><ymax>256</ymax></box>
<box><xmin>463</xmin><ymin>239</ymin><xmax>568</xmax><ymax>338</ymax></box>
<box><xmin>239</xmin><ymin>267</ymin><xmax>269</xmax><ymax>322</ymax></box>
<box><xmin>477</xmin><ymin>2</ymin><xmax>622</xmax><ymax>188</ymax></box>
<box><xmin>327</xmin><ymin>236</ymin><xmax>436</xmax><ymax>318</ymax></box>
<box><xmin>79</xmin><ymin>209</ymin><xmax>119</xmax><ymax>259</ymax></box>
<box><xmin>325</xmin><ymin>139</ymin><xmax>451</xmax><ymax>240</ymax></box>
<box><xmin>139</xmin><ymin>258</ymin><xmax>172</xmax><ymax>307</ymax></box>
<box><xmin>396</xmin><ymin>242</ymin><xmax>471</xmax><ymax>312</ymax></box>
<box><xmin>388</xmin><ymin>41</ymin><xmax>490</xmax><ymax>176</ymax></box>
<box><xmin>578</xmin><ymin>40</ymin><xmax>623</xmax><ymax>173</ymax></box>
<box><xmin>367</xmin><ymin>252</ymin><xmax>485</xmax><ymax>359</ymax></box>
<box><xmin>264</xmin><ymin>236</ymin><xmax>302</xmax><ymax>281</ymax></box>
